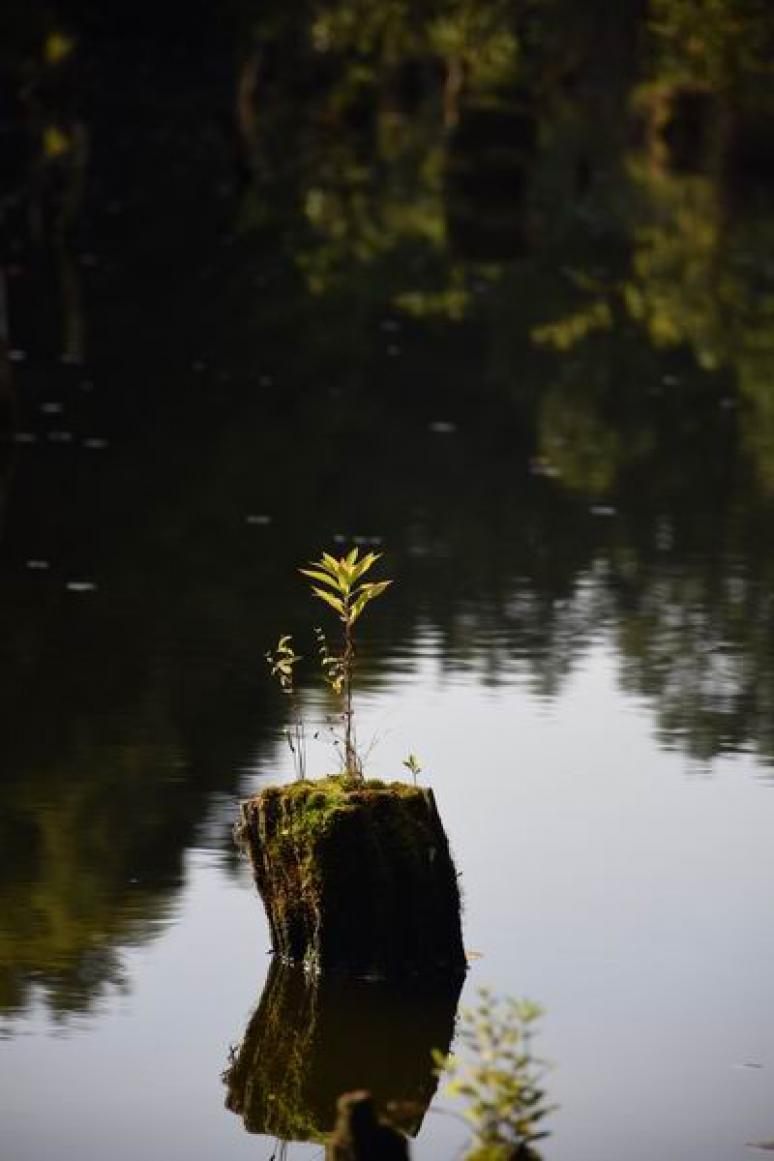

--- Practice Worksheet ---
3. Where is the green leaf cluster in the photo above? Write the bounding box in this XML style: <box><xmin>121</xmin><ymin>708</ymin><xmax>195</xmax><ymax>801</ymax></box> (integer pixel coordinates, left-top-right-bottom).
<box><xmin>300</xmin><ymin>547</ymin><xmax>392</xmax><ymax>626</ymax></box>
<box><xmin>266</xmin><ymin>634</ymin><xmax>302</xmax><ymax>695</ymax></box>
<box><xmin>434</xmin><ymin>988</ymin><xmax>555</xmax><ymax>1155</ymax></box>
<box><xmin>265</xmin><ymin>635</ymin><xmax>307</xmax><ymax>778</ymax></box>
<box><xmin>265</xmin><ymin>548</ymin><xmax>392</xmax><ymax>780</ymax></box>
<box><xmin>403</xmin><ymin>752</ymin><xmax>422</xmax><ymax>785</ymax></box>
<box><xmin>300</xmin><ymin>547</ymin><xmax>392</xmax><ymax>777</ymax></box>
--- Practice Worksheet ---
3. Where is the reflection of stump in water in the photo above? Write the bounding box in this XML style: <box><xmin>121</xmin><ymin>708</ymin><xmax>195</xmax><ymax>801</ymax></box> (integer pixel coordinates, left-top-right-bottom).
<box><xmin>328</xmin><ymin>1091</ymin><xmax>410</xmax><ymax>1161</ymax></box>
<box><xmin>223</xmin><ymin>961</ymin><xmax>463</xmax><ymax>1144</ymax></box>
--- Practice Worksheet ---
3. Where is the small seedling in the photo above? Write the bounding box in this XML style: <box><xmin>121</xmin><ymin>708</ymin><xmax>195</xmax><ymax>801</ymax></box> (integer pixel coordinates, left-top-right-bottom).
<box><xmin>403</xmin><ymin>753</ymin><xmax>422</xmax><ymax>786</ymax></box>
<box><xmin>265</xmin><ymin>549</ymin><xmax>392</xmax><ymax>781</ymax></box>
<box><xmin>265</xmin><ymin>634</ymin><xmax>306</xmax><ymax>780</ymax></box>
<box><xmin>300</xmin><ymin>548</ymin><xmax>391</xmax><ymax>779</ymax></box>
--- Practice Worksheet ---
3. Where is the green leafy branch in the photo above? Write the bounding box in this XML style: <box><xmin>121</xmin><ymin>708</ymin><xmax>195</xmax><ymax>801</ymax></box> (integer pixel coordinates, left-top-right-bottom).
<box><xmin>433</xmin><ymin>989</ymin><xmax>555</xmax><ymax>1157</ymax></box>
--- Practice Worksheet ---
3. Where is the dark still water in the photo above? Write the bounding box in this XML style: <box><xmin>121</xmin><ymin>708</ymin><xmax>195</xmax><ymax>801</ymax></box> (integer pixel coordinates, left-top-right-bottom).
<box><xmin>3</xmin><ymin>5</ymin><xmax>774</xmax><ymax>1159</ymax></box>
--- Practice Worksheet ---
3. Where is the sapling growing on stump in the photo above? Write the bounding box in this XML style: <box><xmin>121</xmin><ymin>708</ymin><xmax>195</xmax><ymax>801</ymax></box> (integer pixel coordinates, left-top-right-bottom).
<box><xmin>403</xmin><ymin>753</ymin><xmax>422</xmax><ymax>787</ymax></box>
<box><xmin>266</xmin><ymin>634</ymin><xmax>306</xmax><ymax>780</ymax></box>
<box><xmin>301</xmin><ymin>548</ymin><xmax>391</xmax><ymax>780</ymax></box>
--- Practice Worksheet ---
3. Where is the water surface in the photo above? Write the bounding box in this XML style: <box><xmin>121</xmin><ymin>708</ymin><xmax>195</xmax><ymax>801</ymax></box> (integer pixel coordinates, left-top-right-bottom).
<box><xmin>3</xmin><ymin>6</ymin><xmax>774</xmax><ymax>1159</ymax></box>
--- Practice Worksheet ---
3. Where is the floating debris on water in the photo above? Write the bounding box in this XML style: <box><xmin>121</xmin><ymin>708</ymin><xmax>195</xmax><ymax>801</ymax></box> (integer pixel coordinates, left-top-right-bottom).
<box><xmin>259</xmin><ymin>374</ymin><xmax>274</xmax><ymax>387</ymax></box>
<box><xmin>48</xmin><ymin>431</ymin><xmax>73</xmax><ymax>443</ymax></box>
<box><xmin>380</xmin><ymin>318</ymin><xmax>401</xmax><ymax>333</ymax></box>
<box><xmin>66</xmin><ymin>581</ymin><xmax>97</xmax><ymax>593</ymax></box>
<box><xmin>82</xmin><ymin>438</ymin><xmax>109</xmax><ymax>449</ymax></box>
<box><xmin>733</xmin><ymin>1062</ymin><xmax>764</xmax><ymax>1070</ymax></box>
<box><xmin>662</xmin><ymin>373</ymin><xmax>681</xmax><ymax>387</ymax></box>
<box><xmin>429</xmin><ymin>420</ymin><xmax>457</xmax><ymax>435</ymax></box>
<box><xmin>40</xmin><ymin>402</ymin><xmax>64</xmax><ymax>415</ymax></box>
<box><xmin>746</xmin><ymin>1143</ymin><xmax>774</xmax><ymax>1152</ymax></box>
<box><xmin>387</xmin><ymin>344</ymin><xmax>401</xmax><ymax>357</ymax></box>
<box><xmin>80</xmin><ymin>379</ymin><xmax>95</xmax><ymax>392</ymax></box>
<box><xmin>8</xmin><ymin>349</ymin><xmax>27</xmax><ymax>363</ymax></box>
<box><xmin>12</xmin><ymin>432</ymin><xmax>36</xmax><ymax>444</ymax></box>
<box><xmin>246</xmin><ymin>514</ymin><xmax>272</xmax><ymax>526</ymax></box>
<box><xmin>26</xmin><ymin>560</ymin><xmax>50</xmax><ymax>570</ymax></box>
<box><xmin>591</xmin><ymin>505</ymin><xmax>617</xmax><ymax>516</ymax></box>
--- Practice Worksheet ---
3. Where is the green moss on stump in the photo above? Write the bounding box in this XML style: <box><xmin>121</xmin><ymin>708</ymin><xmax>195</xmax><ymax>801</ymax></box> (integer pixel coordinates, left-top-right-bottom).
<box><xmin>237</xmin><ymin>777</ymin><xmax>466</xmax><ymax>978</ymax></box>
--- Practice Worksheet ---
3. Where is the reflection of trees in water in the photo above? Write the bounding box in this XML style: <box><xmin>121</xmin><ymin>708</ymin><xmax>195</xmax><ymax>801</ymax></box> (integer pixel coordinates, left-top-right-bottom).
<box><xmin>5</xmin><ymin>348</ymin><xmax>774</xmax><ymax>1020</ymax></box>
<box><xmin>0</xmin><ymin>472</ymin><xmax>294</xmax><ymax>1021</ymax></box>
<box><xmin>233</xmin><ymin>0</ymin><xmax>545</xmax><ymax>312</ymax></box>
<box><xmin>612</xmin><ymin>531</ymin><xmax>774</xmax><ymax>767</ymax></box>
<box><xmin>529</xmin><ymin>0</ymin><xmax>774</xmax><ymax>496</ymax></box>
<box><xmin>1</xmin><ymin>23</ymin><xmax>88</xmax><ymax>366</ymax></box>
<box><xmin>3</xmin><ymin>0</ymin><xmax>774</xmax><ymax>1025</ymax></box>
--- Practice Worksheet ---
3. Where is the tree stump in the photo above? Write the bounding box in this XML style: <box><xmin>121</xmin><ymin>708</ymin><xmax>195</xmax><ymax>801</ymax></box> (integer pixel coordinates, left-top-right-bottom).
<box><xmin>237</xmin><ymin>778</ymin><xmax>466</xmax><ymax>978</ymax></box>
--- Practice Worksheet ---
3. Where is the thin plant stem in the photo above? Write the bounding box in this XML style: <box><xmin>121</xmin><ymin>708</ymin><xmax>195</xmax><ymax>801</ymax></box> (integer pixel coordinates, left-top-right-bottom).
<box><xmin>343</xmin><ymin>615</ymin><xmax>358</xmax><ymax>778</ymax></box>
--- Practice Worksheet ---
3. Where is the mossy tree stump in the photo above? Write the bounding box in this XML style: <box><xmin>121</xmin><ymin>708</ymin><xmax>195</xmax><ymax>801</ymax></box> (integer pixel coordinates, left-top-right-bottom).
<box><xmin>237</xmin><ymin>778</ymin><xmax>466</xmax><ymax>978</ymax></box>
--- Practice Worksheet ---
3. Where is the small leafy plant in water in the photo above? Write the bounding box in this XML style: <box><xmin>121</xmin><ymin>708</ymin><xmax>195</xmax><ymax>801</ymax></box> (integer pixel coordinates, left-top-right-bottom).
<box><xmin>433</xmin><ymin>988</ymin><xmax>555</xmax><ymax>1159</ymax></box>
<box><xmin>267</xmin><ymin>547</ymin><xmax>392</xmax><ymax>780</ymax></box>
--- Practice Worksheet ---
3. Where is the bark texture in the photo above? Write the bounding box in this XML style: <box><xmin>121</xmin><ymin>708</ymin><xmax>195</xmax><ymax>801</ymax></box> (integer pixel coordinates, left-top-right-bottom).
<box><xmin>237</xmin><ymin>778</ymin><xmax>467</xmax><ymax>978</ymax></box>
